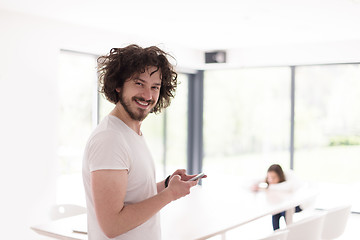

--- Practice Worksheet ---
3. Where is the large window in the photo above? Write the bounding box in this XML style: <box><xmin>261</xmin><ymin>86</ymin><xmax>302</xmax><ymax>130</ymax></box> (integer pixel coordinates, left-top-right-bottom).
<box><xmin>162</xmin><ymin>74</ymin><xmax>188</xmax><ymax>175</ymax></box>
<box><xmin>57</xmin><ymin>50</ymin><xmax>97</xmax><ymax>205</ymax></box>
<box><xmin>203</xmin><ymin>67</ymin><xmax>291</xmax><ymax>179</ymax></box>
<box><xmin>294</xmin><ymin>64</ymin><xmax>360</xmax><ymax>183</ymax></box>
<box><xmin>202</xmin><ymin>64</ymin><xmax>360</xmax><ymax>187</ymax></box>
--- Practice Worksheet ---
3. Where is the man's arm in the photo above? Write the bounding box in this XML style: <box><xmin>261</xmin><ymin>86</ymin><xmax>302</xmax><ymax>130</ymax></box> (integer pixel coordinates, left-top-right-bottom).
<box><xmin>91</xmin><ymin>169</ymin><xmax>197</xmax><ymax>238</ymax></box>
<box><xmin>157</xmin><ymin>178</ymin><xmax>166</xmax><ymax>193</ymax></box>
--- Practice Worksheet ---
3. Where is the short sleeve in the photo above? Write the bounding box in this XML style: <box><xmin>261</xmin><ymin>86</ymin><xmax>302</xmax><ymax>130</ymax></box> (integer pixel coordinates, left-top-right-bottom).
<box><xmin>87</xmin><ymin>130</ymin><xmax>131</xmax><ymax>172</ymax></box>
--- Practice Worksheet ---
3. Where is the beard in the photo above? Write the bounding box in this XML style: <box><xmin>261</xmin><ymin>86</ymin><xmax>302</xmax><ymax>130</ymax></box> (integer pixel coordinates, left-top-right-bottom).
<box><xmin>118</xmin><ymin>92</ymin><xmax>155</xmax><ymax>122</ymax></box>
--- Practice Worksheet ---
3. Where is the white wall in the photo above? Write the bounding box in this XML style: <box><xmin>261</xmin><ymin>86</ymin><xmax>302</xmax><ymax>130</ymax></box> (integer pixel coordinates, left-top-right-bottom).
<box><xmin>0</xmin><ymin>9</ymin><xmax>202</xmax><ymax>239</ymax></box>
<box><xmin>228</xmin><ymin>41</ymin><xmax>360</xmax><ymax>67</ymax></box>
<box><xmin>203</xmin><ymin>41</ymin><xmax>360</xmax><ymax>69</ymax></box>
<box><xmin>0</xmin><ymin>10</ymin><xmax>59</xmax><ymax>239</ymax></box>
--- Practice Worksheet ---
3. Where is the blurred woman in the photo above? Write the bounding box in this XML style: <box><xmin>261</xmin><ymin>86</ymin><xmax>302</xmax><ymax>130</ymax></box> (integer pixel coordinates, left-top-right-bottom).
<box><xmin>253</xmin><ymin>164</ymin><xmax>303</xmax><ymax>230</ymax></box>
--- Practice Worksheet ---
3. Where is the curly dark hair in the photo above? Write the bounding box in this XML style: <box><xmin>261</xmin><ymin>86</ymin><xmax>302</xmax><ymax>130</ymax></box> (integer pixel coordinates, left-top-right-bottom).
<box><xmin>97</xmin><ymin>44</ymin><xmax>178</xmax><ymax>114</ymax></box>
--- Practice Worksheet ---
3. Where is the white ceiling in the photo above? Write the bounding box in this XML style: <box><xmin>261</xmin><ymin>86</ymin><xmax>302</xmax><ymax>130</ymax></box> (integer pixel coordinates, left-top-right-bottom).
<box><xmin>1</xmin><ymin>0</ymin><xmax>360</xmax><ymax>51</ymax></box>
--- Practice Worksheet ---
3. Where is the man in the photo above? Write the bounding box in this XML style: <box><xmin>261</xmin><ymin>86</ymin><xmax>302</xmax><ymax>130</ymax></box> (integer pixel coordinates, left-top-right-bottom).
<box><xmin>82</xmin><ymin>45</ymin><xmax>202</xmax><ymax>240</ymax></box>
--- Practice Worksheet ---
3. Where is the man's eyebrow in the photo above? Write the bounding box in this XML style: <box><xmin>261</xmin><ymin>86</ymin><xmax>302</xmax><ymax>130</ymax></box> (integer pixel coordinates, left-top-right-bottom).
<box><xmin>134</xmin><ymin>77</ymin><xmax>161</xmax><ymax>86</ymax></box>
<box><xmin>133</xmin><ymin>77</ymin><xmax>145</xmax><ymax>82</ymax></box>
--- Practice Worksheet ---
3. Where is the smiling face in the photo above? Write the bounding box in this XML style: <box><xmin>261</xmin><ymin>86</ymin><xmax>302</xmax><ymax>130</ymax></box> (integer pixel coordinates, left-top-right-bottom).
<box><xmin>116</xmin><ymin>66</ymin><xmax>162</xmax><ymax>122</ymax></box>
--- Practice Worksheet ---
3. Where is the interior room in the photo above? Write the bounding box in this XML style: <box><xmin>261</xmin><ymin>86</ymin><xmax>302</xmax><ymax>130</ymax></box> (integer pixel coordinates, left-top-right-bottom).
<box><xmin>1</xmin><ymin>0</ymin><xmax>360</xmax><ymax>239</ymax></box>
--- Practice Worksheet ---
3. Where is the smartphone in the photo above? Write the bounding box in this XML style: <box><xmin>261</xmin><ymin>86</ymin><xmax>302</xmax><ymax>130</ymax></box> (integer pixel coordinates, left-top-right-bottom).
<box><xmin>188</xmin><ymin>173</ymin><xmax>205</xmax><ymax>181</ymax></box>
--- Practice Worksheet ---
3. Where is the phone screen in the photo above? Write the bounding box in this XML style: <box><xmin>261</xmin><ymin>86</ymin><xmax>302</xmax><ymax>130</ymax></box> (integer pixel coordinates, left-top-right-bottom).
<box><xmin>188</xmin><ymin>173</ymin><xmax>205</xmax><ymax>181</ymax></box>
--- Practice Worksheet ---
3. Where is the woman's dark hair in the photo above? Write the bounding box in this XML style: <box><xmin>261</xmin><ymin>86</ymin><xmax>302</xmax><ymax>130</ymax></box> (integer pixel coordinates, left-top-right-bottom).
<box><xmin>266</xmin><ymin>164</ymin><xmax>286</xmax><ymax>184</ymax></box>
<box><xmin>97</xmin><ymin>44</ymin><xmax>178</xmax><ymax>114</ymax></box>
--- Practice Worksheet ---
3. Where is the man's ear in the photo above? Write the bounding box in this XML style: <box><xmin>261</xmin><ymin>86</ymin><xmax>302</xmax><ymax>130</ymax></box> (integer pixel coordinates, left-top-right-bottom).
<box><xmin>115</xmin><ymin>88</ymin><xmax>121</xmax><ymax>93</ymax></box>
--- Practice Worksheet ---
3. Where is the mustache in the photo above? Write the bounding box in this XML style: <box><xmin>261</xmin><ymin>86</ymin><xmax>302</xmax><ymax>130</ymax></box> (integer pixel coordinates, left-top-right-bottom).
<box><xmin>133</xmin><ymin>97</ymin><xmax>155</xmax><ymax>105</ymax></box>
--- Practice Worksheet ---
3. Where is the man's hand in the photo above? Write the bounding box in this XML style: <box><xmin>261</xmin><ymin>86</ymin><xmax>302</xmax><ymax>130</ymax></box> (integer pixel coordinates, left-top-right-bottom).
<box><xmin>170</xmin><ymin>169</ymin><xmax>207</xmax><ymax>182</ymax></box>
<box><xmin>166</xmin><ymin>175</ymin><xmax>198</xmax><ymax>200</ymax></box>
<box><xmin>157</xmin><ymin>169</ymin><xmax>207</xmax><ymax>194</ymax></box>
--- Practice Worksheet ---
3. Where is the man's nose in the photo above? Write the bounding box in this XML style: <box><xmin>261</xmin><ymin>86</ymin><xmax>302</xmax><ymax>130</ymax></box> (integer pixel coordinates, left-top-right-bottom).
<box><xmin>141</xmin><ymin>87</ymin><xmax>152</xmax><ymax>100</ymax></box>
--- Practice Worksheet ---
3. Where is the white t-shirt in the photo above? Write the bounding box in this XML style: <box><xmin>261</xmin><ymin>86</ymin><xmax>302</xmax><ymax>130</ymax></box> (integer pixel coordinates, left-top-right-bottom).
<box><xmin>82</xmin><ymin>115</ymin><xmax>161</xmax><ymax>240</ymax></box>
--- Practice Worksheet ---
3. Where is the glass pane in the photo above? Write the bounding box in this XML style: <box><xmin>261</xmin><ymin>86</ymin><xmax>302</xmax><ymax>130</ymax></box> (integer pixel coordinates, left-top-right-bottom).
<box><xmin>294</xmin><ymin>64</ymin><xmax>360</xmax><ymax>184</ymax></box>
<box><xmin>142</xmin><ymin>111</ymin><xmax>165</xmax><ymax>178</ymax></box>
<box><xmin>57</xmin><ymin>51</ymin><xmax>97</xmax><ymax>205</ymax></box>
<box><xmin>164</xmin><ymin>74</ymin><xmax>188</xmax><ymax>176</ymax></box>
<box><xmin>203</xmin><ymin>67</ymin><xmax>291</xmax><ymax>180</ymax></box>
<box><xmin>98</xmin><ymin>92</ymin><xmax>114</xmax><ymax>122</ymax></box>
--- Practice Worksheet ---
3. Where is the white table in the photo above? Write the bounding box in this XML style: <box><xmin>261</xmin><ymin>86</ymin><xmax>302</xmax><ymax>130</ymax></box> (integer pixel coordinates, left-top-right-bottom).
<box><xmin>31</xmin><ymin>214</ymin><xmax>87</xmax><ymax>240</ymax></box>
<box><xmin>31</xmin><ymin>184</ymin><xmax>317</xmax><ymax>240</ymax></box>
<box><xmin>161</xmin><ymin>184</ymin><xmax>317</xmax><ymax>240</ymax></box>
